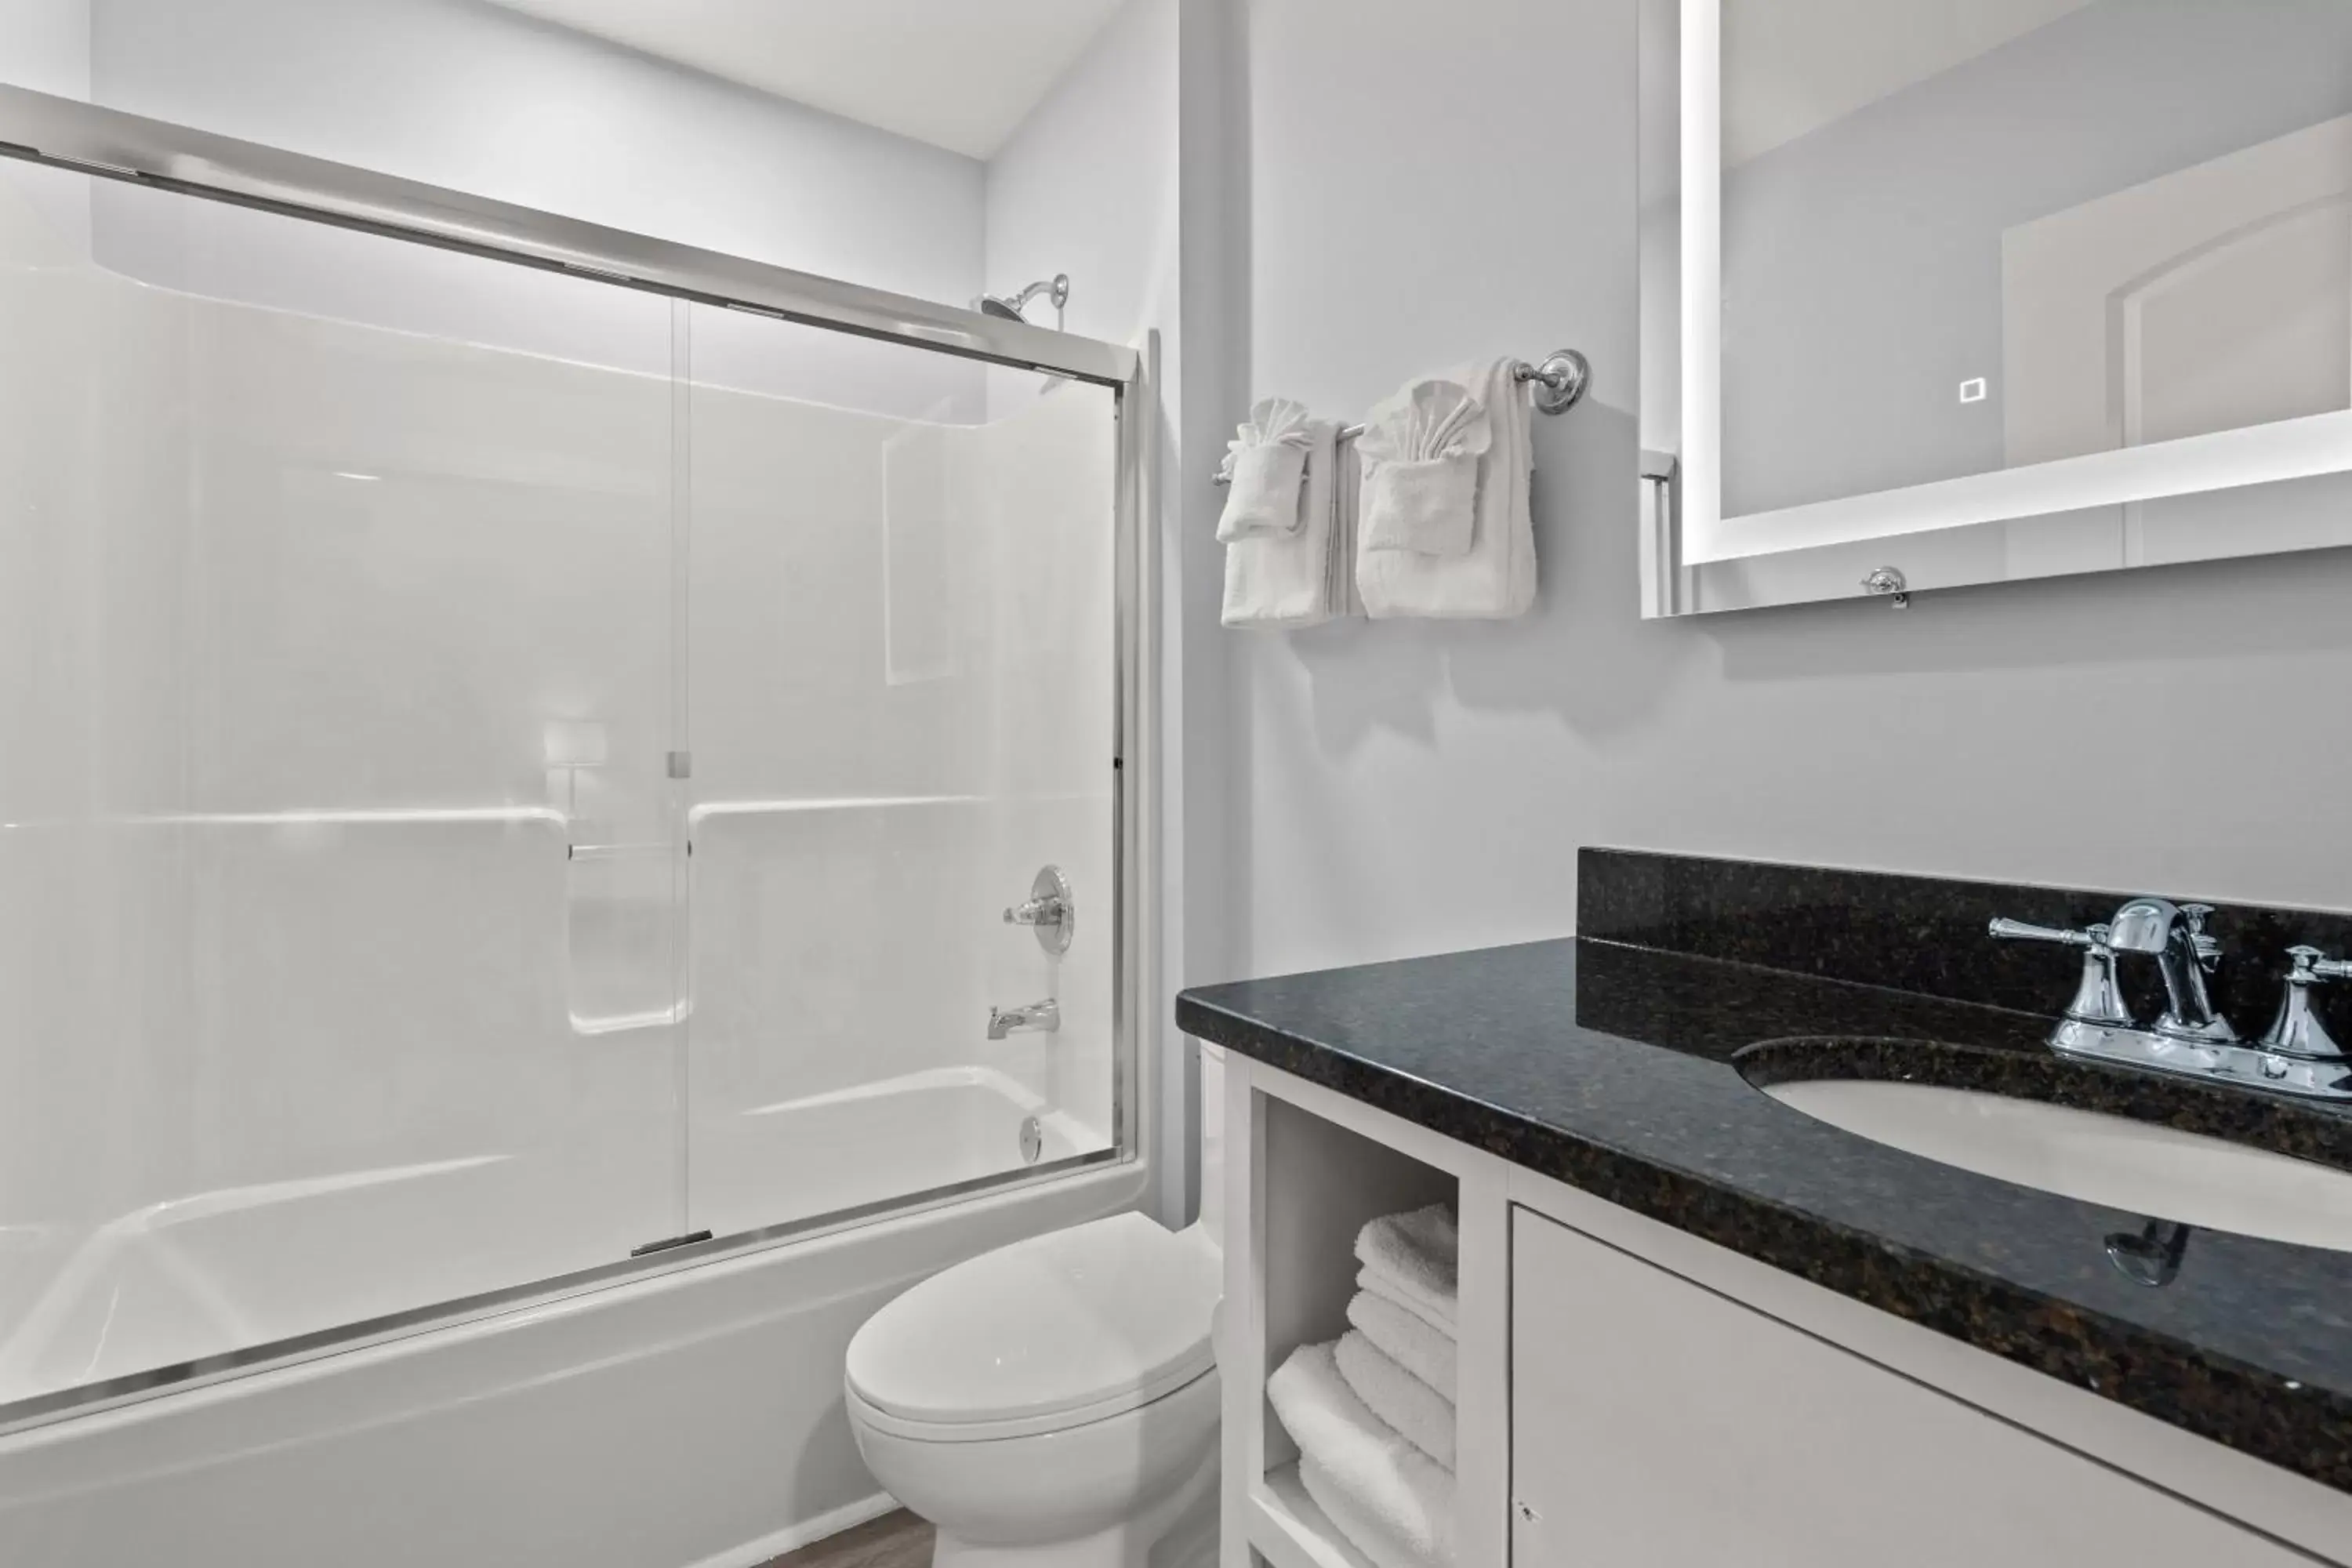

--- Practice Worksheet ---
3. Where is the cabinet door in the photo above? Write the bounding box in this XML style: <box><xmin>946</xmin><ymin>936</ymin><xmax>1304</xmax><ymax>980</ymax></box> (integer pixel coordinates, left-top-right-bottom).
<box><xmin>1510</xmin><ymin>1208</ymin><xmax>2301</xmax><ymax>1567</ymax></box>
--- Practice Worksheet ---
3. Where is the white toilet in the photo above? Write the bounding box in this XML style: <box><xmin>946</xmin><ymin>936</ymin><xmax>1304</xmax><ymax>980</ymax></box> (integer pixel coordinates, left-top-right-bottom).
<box><xmin>844</xmin><ymin>1057</ymin><xmax>1227</xmax><ymax>1568</ymax></box>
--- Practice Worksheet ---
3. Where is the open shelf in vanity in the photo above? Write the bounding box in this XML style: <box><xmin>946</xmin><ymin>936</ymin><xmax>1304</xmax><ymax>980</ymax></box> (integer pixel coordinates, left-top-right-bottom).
<box><xmin>1214</xmin><ymin>1050</ymin><xmax>1508</xmax><ymax>1568</ymax></box>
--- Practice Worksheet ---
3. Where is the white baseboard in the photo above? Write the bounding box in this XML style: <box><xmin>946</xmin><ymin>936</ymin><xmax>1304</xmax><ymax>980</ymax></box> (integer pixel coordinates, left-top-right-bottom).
<box><xmin>684</xmin><ymin>1492</ymin><xmax>902</xmax><ymax>1568</ymax></box>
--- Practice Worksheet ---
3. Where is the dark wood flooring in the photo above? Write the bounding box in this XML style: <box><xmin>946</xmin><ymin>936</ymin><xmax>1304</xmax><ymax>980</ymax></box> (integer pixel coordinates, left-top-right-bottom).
<box><xmin>760</xmin><ymin>1509</ymin><xmax>933</xmax><ymax>1568</ymax></box>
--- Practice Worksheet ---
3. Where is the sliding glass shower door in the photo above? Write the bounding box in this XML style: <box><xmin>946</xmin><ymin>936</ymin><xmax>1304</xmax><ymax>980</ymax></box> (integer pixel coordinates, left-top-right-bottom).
<box><xmin>677</xmin><ymin>311</ymin><xmax>1122</xmax><ymax>1241</ymax></box>
<box><xmin>0</xmin><ymin>160</ymin><xmax>692</xmax><ymax>1409</ymax></box>
<box><xmin>0</xmin><ymin>128</ymin><xmax>1131</xmax><ymax>1425</ymax></box>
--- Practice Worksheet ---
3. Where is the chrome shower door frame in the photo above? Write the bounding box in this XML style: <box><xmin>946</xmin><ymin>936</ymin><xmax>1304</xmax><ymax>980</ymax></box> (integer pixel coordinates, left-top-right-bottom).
<box><xmin>0</xmin><ymin>82</ymin><xmax>1156</xmax><ymax>1435</ymax></box>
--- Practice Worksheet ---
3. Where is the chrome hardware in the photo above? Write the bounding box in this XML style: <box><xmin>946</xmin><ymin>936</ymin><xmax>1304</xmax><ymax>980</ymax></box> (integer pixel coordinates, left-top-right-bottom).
<box><xmin>1521</xmin><ymin>349</ymin><xmax>1592</xmax><ymax>416</ymax></box>
<box><xmin>2103</xmin><ymin>1219</ymin><xmax>2189</xmax><ymax>1289</ymax></box>
<box><xmin>1018</xmin><ymin>1116</ymin><xmax>1044</xmax><ymax>1165</ymax></box>
<box><xmin>2259</xmin><ymin>947</ymin><xmax>2351</xmax><ymax>1067</ymax></box>
<box><xmin>1860</xmin><ymin>566</ymin><xmax>1910</xmax><ymax>608</ymax></box>
<box><xmin>1003</xmin><ymin>864</ymin><xmax>1074</xmax><ymax>955</ymax></box>
<box><xmin>2107</xmin><ymin>899</ymin><xmax>2235</xmax><ymax>1046</ymax></box>
<box><xmin>1989</xmin><ymin>918</ymin><xmax>2134</xmax><ymax>1056</ymax></box>
<box><xmin>986</xmin><ymin>999</ymin><xmax>1061</xmax><ymax>1040</ymax></box>
<box><xmin>978</xmin><ymin>272</ymin><xmax>1071</xmax><ymax>329</ymax></box>
<box><xmin>1210</xmin><ymin>349</ymin><xmax>1589</xmax><ymax>485</ymax></box>
<box><xmin>1996</xmin><ymin>901</ymin><xmax>2352</xmax><ymax>1100</ymax></box>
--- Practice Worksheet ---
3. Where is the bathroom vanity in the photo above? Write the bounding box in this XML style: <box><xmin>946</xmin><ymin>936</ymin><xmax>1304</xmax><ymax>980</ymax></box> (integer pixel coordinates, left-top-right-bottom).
<box><xmin>1179</xmin><ymin>850</ymin><xmax>2352</xmax><ymax>1568</ymax></box>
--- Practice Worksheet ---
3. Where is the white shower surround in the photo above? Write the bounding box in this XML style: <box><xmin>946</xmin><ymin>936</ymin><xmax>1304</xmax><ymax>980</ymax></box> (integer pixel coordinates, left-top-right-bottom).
<box><xmin>0</xmin><ymin>147</ymin><xmax>1137</xmax><ymax>1564</ymax></box>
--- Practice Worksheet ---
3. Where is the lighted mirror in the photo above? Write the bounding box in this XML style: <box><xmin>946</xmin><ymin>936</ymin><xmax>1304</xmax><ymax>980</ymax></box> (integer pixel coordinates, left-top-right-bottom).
<box><xmin>1640</xmin><ymin>0</ymin><xmax>2352</xmax><ymax>613</ymax></box>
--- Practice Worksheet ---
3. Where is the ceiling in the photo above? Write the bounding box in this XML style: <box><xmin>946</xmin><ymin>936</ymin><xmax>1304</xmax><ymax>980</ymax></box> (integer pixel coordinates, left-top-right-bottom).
<box><xmin>1725</xmin><ymin>0</ymin><xmax>2094</xmax><ymax>164</ymax></box>
<box><xmin>484</xmin><ymin>0</ymin><xmax>1128</xmax><ymax>159</ymax></box>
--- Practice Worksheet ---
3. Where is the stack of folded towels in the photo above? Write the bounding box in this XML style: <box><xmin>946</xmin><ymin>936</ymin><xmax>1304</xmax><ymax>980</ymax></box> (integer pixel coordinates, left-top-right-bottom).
<box><xmin>1266</xmin><ymin>1203</ymin><xmax>1459</xmax><ymax>1568</ymax></box>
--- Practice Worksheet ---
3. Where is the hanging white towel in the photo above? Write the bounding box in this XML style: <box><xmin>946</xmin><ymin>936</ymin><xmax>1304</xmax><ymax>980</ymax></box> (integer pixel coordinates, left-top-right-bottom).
<box><xmin>1223</xmin><ymin>418</ymin><xmax>1345</xmax><ymax>628</ymax></box>
<box><xmin>1337</xmin><ymin>1329</ymin><xmax>1455</xmax><ymax>1472</ymax></box>
<box><xmin>1217</xmin><ymin>396</ymin><xmax>1315</xmax><ymax>541</ymax></box>
<box><xmin>1356</xmin><ymin>378</ymin><xmax>1491</xmax><ymax>557</ymax></box>
<box><xmin>1356</xmin><ymin>1204</ymin><xmax>1459</xmax><ymax>1332</ymax></box>
<box><xmin>1268</xmin><ymin>1341</ymin><xmax>1454</xmax><ymax>1568</ymax></box>
<box><xmin>1348</xmin><ymin>1288</ymin><xmax>1457</xmax><ymax>1399</ymax></box>
<box><xmin>1356</xmin><ymin>356</ymin><xmax>1536</xmax><ymax>619</ymax></box>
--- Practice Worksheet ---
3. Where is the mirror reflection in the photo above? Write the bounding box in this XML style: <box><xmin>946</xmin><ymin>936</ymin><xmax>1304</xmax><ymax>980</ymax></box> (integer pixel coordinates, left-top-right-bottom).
<box><xmin>1720</xmin><ymin>0</ymin><xmax>2352</xmax><ymax>521</ymax></box>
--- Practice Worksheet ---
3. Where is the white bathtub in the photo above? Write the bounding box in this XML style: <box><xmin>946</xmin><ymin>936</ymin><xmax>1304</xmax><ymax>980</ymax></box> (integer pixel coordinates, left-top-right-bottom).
<box><xmin>0</xmin><ymin>1068</ymin><xmax>1142</xmax><ymax>1568</ymax></box>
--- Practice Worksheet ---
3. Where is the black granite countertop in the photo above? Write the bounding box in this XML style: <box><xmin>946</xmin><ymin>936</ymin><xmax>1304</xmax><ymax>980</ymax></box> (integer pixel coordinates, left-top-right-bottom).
<box><xmin>1177</xmin><ymin>934</ymin><xmax>2352</xmax><ymax>1494</ymax></box>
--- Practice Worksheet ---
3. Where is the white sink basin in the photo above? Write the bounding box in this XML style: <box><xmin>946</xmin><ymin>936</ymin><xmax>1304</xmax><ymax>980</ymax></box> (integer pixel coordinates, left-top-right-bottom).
<box><xmin>1763</xmin><ymin>1078</ymin><xmax>2352</xmax><ymax>1254</ymax></box>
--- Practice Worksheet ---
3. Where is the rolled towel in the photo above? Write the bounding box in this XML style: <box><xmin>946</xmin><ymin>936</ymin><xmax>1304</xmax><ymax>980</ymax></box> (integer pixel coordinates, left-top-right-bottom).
<box><xmin>1356</xmin><ymin>1204</ymin><xmax>1458</xmax><ymax>1332</ymax></box>
<box><xmin>1337</xmin><ymin>1329</ymin><xmax>1454</xmax><ymax>1471</ymax></box>
<box><xmin>1300</xmin><ymin>1456</ymin><xmax>1439</xmax><ymax>1568</ymax></box>
<box><xmin>1348</xmin><ymin>1288</ymin><xmax>1456</xmax><ymax>1399</ymax></box>
<box><xmin>1268</xmin><ymin>1341</ymin><xmax>1454</xmax><ymax>1568</ymax></box>
<box><xmin>1216</xmin><ymin>396</ymin><xmax>1314</xmax><ymax>541</ymax></box>
<box><xmin>1356</xmin><ymin>378</ymin><xmax>1491</xmax><ymax>557</ymax></box>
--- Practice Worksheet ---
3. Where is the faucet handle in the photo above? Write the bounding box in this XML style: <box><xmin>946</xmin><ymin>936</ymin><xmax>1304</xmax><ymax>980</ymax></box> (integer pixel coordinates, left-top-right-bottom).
<box><xmin>2299</xmin><ymin>946</ymin><xmax>2352</xmax><ymax>984</ymax></box>
<box><xmin>1988</xmin><ymin>916</ymin><xmax>2100</xmax><ymax>949</ymax></box>
<box><xmin>2260</xmin><ymin>947</ymin><xmax>2349</xmax><ymax>1062</ymax></box>
<box><xmin>1993</xmin><ymin>918</ymin><xmax>2133</xmax><ymax>1029</ymax></box>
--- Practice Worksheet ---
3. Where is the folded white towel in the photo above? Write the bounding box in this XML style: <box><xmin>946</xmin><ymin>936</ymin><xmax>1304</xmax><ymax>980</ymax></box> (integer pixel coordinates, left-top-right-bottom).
<box><xmin>1300</xmin><ymin>1456</ymin><xmax>1439</xmax><ymax>1568</ymax></box>
<box><xmin>1356</xmin><ymin>378</ymin><xmax>1491</xmax><ymax>557</ymax></box>
<box><xmin>1348</xmin><ymin>1288</ymin><xmax>1456</xmax><ymax>1399</ymax></box>
<box><xmin>1356</xmin><ymin>1204</ymin><xmax>1459</xmax><ymax>1332</ymax></box>
<box><xmin>1217</xmin><ymin>396</ymin><xmax>1315</xmax><ymax>542</ymax></box>
<box><xmin>1223</xmin><ymin>418</ymin><xmax>1345</xmax><ymax>628</ymax></box>
<box><xmin>1337</xmin><ymin>1329</ymin><xmax>1455</xmax><ymax>1471</ymax></box>
<box><xmin>1356</xmin><ymin>356</ymin><xmax>1536</xmax><ymax>619</ymax></box>
<box><xmin>1268</xmin><ymin>1341</ymin><xmax>1454</xmax><ymax>1568</ymax></box>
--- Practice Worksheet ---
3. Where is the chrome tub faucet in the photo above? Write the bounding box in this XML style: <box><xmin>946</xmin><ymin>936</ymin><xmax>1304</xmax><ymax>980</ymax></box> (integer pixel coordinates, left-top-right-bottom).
<box><xmin>987</xmin><ymin>999</ymin><xmax>1061</xmax><ymax>1040</ymax></box>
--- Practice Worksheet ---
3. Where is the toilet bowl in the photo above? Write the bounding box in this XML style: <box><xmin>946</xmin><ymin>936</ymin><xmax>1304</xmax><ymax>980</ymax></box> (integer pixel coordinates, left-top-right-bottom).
<box><xmin>844</xmin><ymin>1209</ymin><xmax>1223</xmax><ymax>1568</ymax></box>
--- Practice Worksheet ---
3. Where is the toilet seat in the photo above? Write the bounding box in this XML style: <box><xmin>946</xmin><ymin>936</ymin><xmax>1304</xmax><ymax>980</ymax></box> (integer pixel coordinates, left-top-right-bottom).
<box><xmin>845</xmin><ymin>1211</ymin><xmax>1221</xmax><ymax>1443</ymax></box>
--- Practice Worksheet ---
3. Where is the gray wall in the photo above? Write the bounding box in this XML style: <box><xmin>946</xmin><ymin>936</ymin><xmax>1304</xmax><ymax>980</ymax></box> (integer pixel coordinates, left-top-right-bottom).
<box><xmin>1198</xmin><ymin>0</ymin><xmax>2352</xmax><ymax>988</ymax></box>
<box><xmin>1720</xmin><ymin>0</ymin><xmax>2352</xmax><ymax>517</ymax></box>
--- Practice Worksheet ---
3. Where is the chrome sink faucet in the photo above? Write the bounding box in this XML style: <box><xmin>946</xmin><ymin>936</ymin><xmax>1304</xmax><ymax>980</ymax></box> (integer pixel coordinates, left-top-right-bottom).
<box><xmin>1993</xmin><ymin>898</ymin><xmax>2352</xmax><ymax>1100</ymax></box>
<box><xmin>986</xmin><ymin>999</ymin><xmax>1061</xmax><ymax>1040</ymax></box>
<box><xmin>2106</xmin><ymin>899</ymin><xmax>2234</xmax><ymax>1045</ymax></box>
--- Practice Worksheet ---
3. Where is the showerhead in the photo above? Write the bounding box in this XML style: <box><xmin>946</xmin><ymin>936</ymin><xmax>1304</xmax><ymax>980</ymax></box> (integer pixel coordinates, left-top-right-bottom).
<box><xmin>975</xmin><ymin>272</ymin><xmax>1070</xmax><ymax>328</ymax></box>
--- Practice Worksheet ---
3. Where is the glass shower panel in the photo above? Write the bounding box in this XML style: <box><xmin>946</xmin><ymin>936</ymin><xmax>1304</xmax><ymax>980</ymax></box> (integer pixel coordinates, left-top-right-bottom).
<box><xmin>0</xmin><ymin>162</ymin><xmax>688</xmax><ymax>1407</ymax></box>
<box><xmin>681</xmin><ymin>310</ymin><xmax>1120</xmax><ymax>1240</ymax></box>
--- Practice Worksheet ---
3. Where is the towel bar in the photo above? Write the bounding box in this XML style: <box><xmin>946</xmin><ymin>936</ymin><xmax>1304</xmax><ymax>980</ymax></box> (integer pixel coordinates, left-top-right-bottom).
<box><xmin>1212</xmin><ymin>349</ymin><xmax>1588</xmax><ymax>485</ymax></box>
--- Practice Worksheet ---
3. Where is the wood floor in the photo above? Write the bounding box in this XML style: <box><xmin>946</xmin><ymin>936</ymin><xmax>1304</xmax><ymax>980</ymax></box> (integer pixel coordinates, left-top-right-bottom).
<box><xmin>760</xmin><ymin>1509</ymin><xmax>933</xmax><ymax>1568</ymax></box>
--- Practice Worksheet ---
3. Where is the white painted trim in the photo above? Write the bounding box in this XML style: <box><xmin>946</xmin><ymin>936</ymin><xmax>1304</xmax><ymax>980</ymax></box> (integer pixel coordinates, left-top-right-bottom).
<box><xmin>1679</xmin><ymin>0</ymin><xmax>1722</xmax><ymax>568</ymax></box>
<box><xmin>1692</xmin><ymin>406</ymin><xmax>2352</xmax><ymax>564</ymax></box>
<box><xmin>681</xmin><ymin>1491</ymin><xmax>899</xmax><ymax>1568</ymax></box>
<box><xmin>1671</xmin><ymin>0</ymin><xmax>2352</xmax><ymax>572</ymax></box>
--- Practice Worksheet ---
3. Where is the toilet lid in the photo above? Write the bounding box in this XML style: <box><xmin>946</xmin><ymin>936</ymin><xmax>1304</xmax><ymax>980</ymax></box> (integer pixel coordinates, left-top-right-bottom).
<box><xmin>846</xmin><ymin>1211</ymin><xmax>1220</xmax><ymax>1436</ymax></box>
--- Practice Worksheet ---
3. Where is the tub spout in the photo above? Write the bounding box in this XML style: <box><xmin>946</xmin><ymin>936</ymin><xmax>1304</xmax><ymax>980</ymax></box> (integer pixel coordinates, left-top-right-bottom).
<box><xmin>986</xmin><ymin>999</ymin><xmax>1060</xmax><ymax>1040</ymax></box>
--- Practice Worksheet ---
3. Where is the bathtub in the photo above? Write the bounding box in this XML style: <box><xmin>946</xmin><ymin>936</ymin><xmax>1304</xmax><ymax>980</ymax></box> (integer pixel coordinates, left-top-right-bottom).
<box><xmin>0</xmin><ymin>1066</ymin><xmax>1142</xmax><ymax>1568</ymax></box>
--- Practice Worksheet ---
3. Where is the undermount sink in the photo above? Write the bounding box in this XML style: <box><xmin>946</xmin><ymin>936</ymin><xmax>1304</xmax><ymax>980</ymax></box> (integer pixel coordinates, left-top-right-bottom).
<box><xmin>1740</xmin><ymin>1040</ymin><xmax>2352</xmax><ymax>1255</ymax></box>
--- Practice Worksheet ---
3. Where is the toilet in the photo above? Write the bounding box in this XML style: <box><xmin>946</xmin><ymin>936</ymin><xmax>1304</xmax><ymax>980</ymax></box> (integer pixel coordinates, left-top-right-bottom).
<box><xmin>844</xmin><ymin>1055</ymin><xmax>1228</xmax><ymax>1568</ymax></box>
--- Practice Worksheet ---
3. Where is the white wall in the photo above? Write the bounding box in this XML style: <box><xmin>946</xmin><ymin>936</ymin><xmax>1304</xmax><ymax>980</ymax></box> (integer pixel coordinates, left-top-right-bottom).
<box><xmin>85</xmin><ymin>0</ymin><xmax>983</xmax><ymax>309</ymax></box>
<box><xmin>1207</xmin><ymin>0</ymin><xmax>2352</xmax><ymax>985</ymax></box>
<box><xmin>45</xmin><ymin>0</ymin><xmax>991</xmax><ymax>419</ymax></box>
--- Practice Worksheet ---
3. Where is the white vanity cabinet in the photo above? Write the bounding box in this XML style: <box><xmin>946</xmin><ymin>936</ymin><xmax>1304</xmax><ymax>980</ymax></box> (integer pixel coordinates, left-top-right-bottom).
<box><xmin>1508</xmin><ymin>1207</ymin><xmax>2308</xmax><ymax>1568</ymax></box>
<box><xmin>1217</xmin><ymin>1049</ymin><xmax>2352</xmax><ymax>1568</ymax></box>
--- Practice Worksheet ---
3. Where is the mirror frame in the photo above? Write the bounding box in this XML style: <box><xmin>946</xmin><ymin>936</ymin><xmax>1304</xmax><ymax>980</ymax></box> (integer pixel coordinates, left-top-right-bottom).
<box><xmin>1639</xmin><ymin>0</ymin><xmax>2352</xmax><ymax>615</ymax></box>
